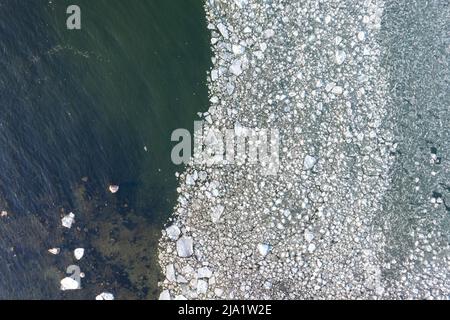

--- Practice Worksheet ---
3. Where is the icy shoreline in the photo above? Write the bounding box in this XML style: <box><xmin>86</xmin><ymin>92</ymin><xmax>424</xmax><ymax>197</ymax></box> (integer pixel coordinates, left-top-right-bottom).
<box><xmin>158</xmin><ymin>0</ymin><xmax>450</xmax><ymax>300</ymax></box>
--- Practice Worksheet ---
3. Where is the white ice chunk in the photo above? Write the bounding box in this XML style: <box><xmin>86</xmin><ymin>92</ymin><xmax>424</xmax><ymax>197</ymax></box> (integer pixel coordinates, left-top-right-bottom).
<box><xmin>229</xmin><ymin>59</ymin><xmax>243</xmax><ymax>76</ymax></box>
<box><xmin>210</xmin><ymin>205</ymin><xmax>225</xmax><ymax>223</ymax></box>
<box><xmin>197</xmin><ymin>279</ymin><xmax>208</xmax><ymax>294</ymax></box>
<box><xmin>335</xmin><ymin>50</ymin><xmax>346</xmax><ymax>65</ymax></box>
<box><xmin>61</xmin><ymin>212</ymin><xmax>75</xmax><ymax>229</ymax></box>
<box><xmin>197</xmin><ymin>267</ymin><xmax>213</xmax><ymax>279</ymax></box>
<box><xmin>74</xmin><ymin>248</ymin><xmax>85</xmax><ymax>260</ymax></box>
<box><xmin>217</xmin><ymin>23</ymin><xmax>229</xmax><ymax>39</ymax></box>
<box><xmin>257</xmin><ymin>243</ymin><xmax>270</xmax><ymax>257</ymax></box>
<box><xmin>95</xmin><ymin>292</ymin><xmax>114</xmax><ymax>300</ymax></box>
<box><xmin>159</xmin><ymin>289</ymin><xmax>171</xmax><ymax>300</ymax></box>
<box><xmin>303</xmin><ymin>155</ymin><xmax>317</xmax><ymax>170</ymax></box>
<box><xmin>176</xmin><ymin>236</ymin><xmax>194</xmax><ymax>258</ymax></box>
<box><xmin>166</xmin><ymin>224</ymin><xmax>181</xmax><ymax>241</ymax></box>
<box><xmin>48</xmin><ymin>248</ymin><xmax>60</xmax><ymax>255</ymax></box>
<box><xmin>60</xmin><ymin>277</ymin><xmax>80</xmax><ymax>291</ymax></box>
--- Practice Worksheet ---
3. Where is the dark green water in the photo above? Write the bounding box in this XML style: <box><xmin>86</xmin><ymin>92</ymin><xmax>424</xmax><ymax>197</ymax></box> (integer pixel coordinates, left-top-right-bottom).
<box><xmin>0</xmin><ymin>0</ymin><xmax>210</xmax><ymax>299</ymax></box>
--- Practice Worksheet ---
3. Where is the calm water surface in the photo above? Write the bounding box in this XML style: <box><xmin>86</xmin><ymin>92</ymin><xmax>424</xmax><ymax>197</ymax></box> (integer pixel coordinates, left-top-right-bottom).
<box><xmin>0</xmin><ymin>0</ymin><xmax>210</xmax><ymax>299</ymax></box>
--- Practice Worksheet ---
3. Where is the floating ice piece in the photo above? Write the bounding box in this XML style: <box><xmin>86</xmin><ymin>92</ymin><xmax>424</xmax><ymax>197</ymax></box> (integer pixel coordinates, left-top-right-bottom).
<box><xmin>109</xmin><ymin>185</ymin><xmax>119</xmax><ymax>193</ymax></box>
<box><xmin>257</xmin><ymin>243</ymin><xmax>271</xmax><ymax>257</ymax></box>
<box><xmin>176</xmin><ymin>236</ymin><xmax>194</xmax><ymax>258</ymax></box>
<box><xmin>74</xmin><ymin>248</ymin><xmax>85</xmax><ymax>260</ymax></box>
<box><xmin>197</xmin><ymin>279</ymin><xmax>208</xmax><ymax>294</ymax></box>
<box><xmin>166</xmin><ymin>264</ymin><xmax>176</xmax><ymax>282</ymax></box>
<box><xmin>233</xmin><ymin>0</ymin><xmax>248</xmax><ymax>8</ymax></box>
<box><xmin>210</xmin><ymin>205</ymin><xmax>224</xmax><ymax>223</ymax></box>
<box><xmin>60</xmin><ymin>277</ymin><xmax>80</xmax><ymax>291</ymax></box>
<box><xmin>61</xmin><ymin>212</ymin><xmax>75</xmax><ymax>229</ymax></box>
<box><xmin>303</xmin><ymin>155</ymin><xmax>317</xmax><ymax>170</ymax></box>
<box><xmin>166</xmin><ymin>224</ymin><xmax>181</xmax><ymax>241</ymax></box>
<box><xmin>254</xmin><ymin>51</ymin><xmax>264</xmax><ymax>60</ymax></box>
<box><xmin>232</xmin><ymin>44</ymin><xmax>245</xmax><ymax>55</ymax></box>
<box><xmin>335</xmin><ymin>50</ymin><xmax>346</xmax><ymax>65</ymax></box>
<box><xmin>211</xmin><ymin>69</ymin><xmax>218</xmax><ymax>81</ymax></box>
<box><xmin>332</xmin><ymin>86</ymin><xmax>343</xmax><ymax>95</ymax></box>
<box><xmin>159</xmin><ymin>289</ymin><xmax>171</xmax><ymax>300</ymax></box>
<box><xmin>357</xmin><ymin>31</ymin><xmax>366</xmax><ymax>41</ymax></box>
<box><xmin>325</xmin><ymin>82</ymin><xmax>336</xmax><ymax>92</ymax></box>
<box><xmin>1</xmin><ymin>210</ymin><xmax>7</xmax><ymax>217</ymax></box>
<box><xmin>214</xmin><ymin>288</ymin><xmax>224</xmax><ymax>297</ymax></box>
<box><xmin>197</xmin><ymin>267</ymin><xmax>213</xmax><ymax>279</ymax></box>
<box><xmin>229</xmin><ymin>59</ymin><xmax>243</xmax><ymax>76</ymax></box>
<box><xmin>95</xmin><ymin>292</ymin><xmax>114</xmax><ymax>300</ymax></box>
<box><xmin>263</xmin><ymin>29</ymin><xmax>275</xmax><ymax>38</ymax></box>
<box><xmin>260</xmin><ymin>43</ymin><xmax>268</xmax><ymax>52</ymax></box>
<box><xmin>174</xmin><ymin>295</ymin><xmax>187</xmax><ymax>300</ymax></box>
<box><xmin>304</xmin><ymin>230</ymin><xmax>314</xmax><ymax>242</ymax></box>
<box><xmin>186</xmin><ymin>174</ymin><xmax>195</xmax><ymax>185</ymax></box>
<box><xmin>48</xmin><ymin>248</ymin><xmax>60</xmax><ymax>255</ymax></box>
<box><xmin>217</xmin><ymin>23</ymin><xmax>229</xmax><ymax>39</ymax></box>
<box><xmin>210</xmin><ymin>96</ymin><xmax>219</xmax><ymax>104</ymax></box>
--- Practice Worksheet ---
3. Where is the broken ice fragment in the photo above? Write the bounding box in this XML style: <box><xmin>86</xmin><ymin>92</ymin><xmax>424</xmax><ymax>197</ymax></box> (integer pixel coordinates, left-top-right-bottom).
<box><xmin>60</xmin><ymin>277</ymin><xmax>80</xmax><ymax>291</ymax></box>
<box><xmin>232</xmin><ymin>44</ymin><xmax>245</xmax><ymax>55</ymax></box>
<box><xmin>74</xmin><ymin>248</ymin><xmax>85</xmax><ymax>260</ymax></box>
<box><xmin>229</xmin><ymin>59</ymin><xmax>243</xmax><ymax>76</ymax></box>
<box><xmin>166</xmin><ymin>224</ymin><xmax>181</xmax><ymax>241</ymax></box>
<box><xmin>357</xmin><ymin>31</ymin><xmax>366</xmax><ymax>41</ymax></box>
<box><xmin>263</xmin><ymin>29</ymin><xmax>275</xmax><ymax>38</ymax></box>
<box><xmin>109</xmin><ymin>185</ymin><xmax>119</xmax><ymax>193</ymax></box>
<box><xmin>48</xmin><ymin>248</ymin><xmax>60</xmax><ymax>255</ymax></box>
<box><xmin>335</xmin><ymin>50</ymin><xmax>346</xmax><ymax>65</ymax></box>
<box><xmin>257</xmin><ymin>243</ymin><xmax>270</xmax><ymax>257</ymax></box>
<box><xmin>197</xmin><ymin>267</ymin><xmax>213</xmax><ymax>279</ymax></box>
<box><xmin>210</xmin><ymin>205</ymin><xmax>225</xmax><ymax>223</ymax></box>
<box><xmin>304</xmin><ymin>230</ymin><xmax>314</xmax><ymax>242</ymax></box>
<box><xmin>95</xmin><ymin>292</ymin><xmax>114</xmax><ymax>300</ymax></box>
<box><xmin>61</xmin><ymin>212</ymin><xmax>75</xmax><ymax>229</ymax></box>
<box><xmin>197</xmin><ymin>279</ymin><xmax>208</xmax><ymax>294</ymax></box>
<box><xmin>332</xmin><ymin>86</ymin><xmax>343</xmax><ymax>95</ymax></box>
<box><xmin>217</xmin><ymin>23</ymin><xmax>229</xmax><ymax>39</ymax></box>
<box><xmin>176</xmin><ymin>236</ymin><xmax>194</xmax><ymax>258</ymax></box>
<box><xmin>166</xmin><ymin>264</ymin><xmax>176</xmax><ymax>282</ymax></box>
<box><xmin>159</xmin><ymin>289</ymin><xmax>171</xmax><ymax>300</ymax></box>
<box><xmin>303</xmin><ymin>155</ymin><xmax>317</xmax><ymax>170</ymax></box>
